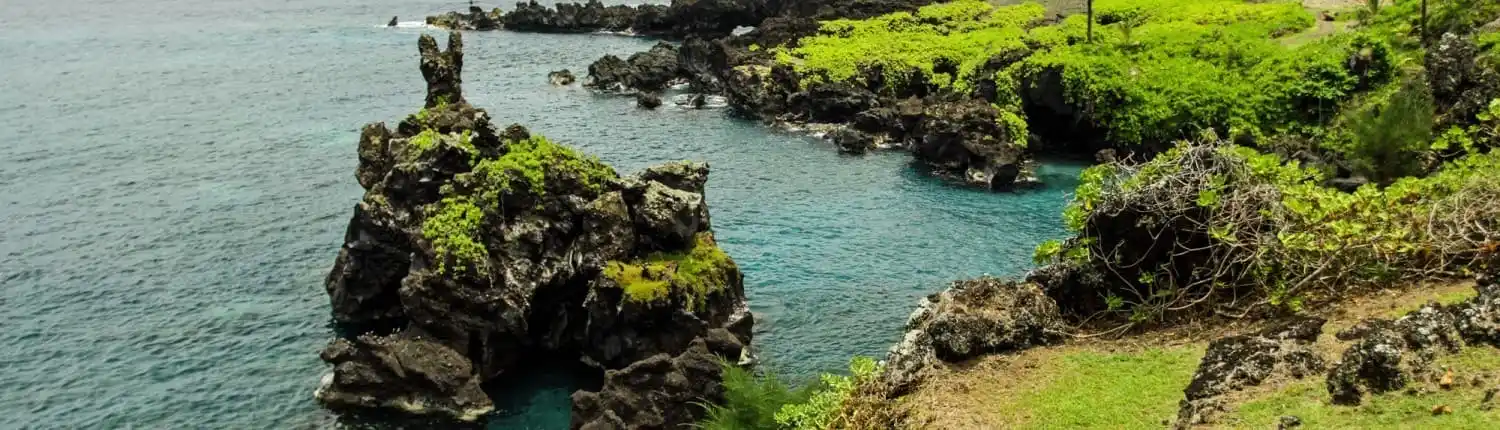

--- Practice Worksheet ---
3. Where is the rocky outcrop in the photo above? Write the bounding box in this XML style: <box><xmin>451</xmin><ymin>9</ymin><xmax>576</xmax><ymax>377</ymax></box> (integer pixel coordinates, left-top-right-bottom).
<box><xmin>585</xmin><ymin>42</ymin><xmax>681</xmax><ymax>92</ymax></box>
<box><xmin>316</xmin><ymin>332</ymin><xmax>493</xmax><ymax>421</ymax></box>
<box><xmin>1426</xmin><ymin>33</ymin><xmax>1500</xmax><ymax>129</ymax></box>
<box><xmin>548</xmin><ymin>69</ymin><xmax>577</xmax><ymax>86</ymax></box>
<box><xmin>572</xmin><ymin>329</ymin><xmax>745</xmax><ymax>428</ymax></box>
<box><xmin>1175</xmin><ymin>318</ymin><xmax>1327</xmax><ymax>428</ymax></box>
<box><xmin>427</xmin><ymin>7</ymin><xmax>504</xmax><ymax>31</ymax></box>
<box><xmin>880</xmin><ymin>277</ymin><xmax>1065</xmax><ymax>396</ymax></box>
<box><xmin>1326</xmin><ymin>301</ymin><xmax>1464</xmax><ymax>405</ymax></box>
<box><xmin>503</xmin><ymin>0</ymin><xmax>642</xmax><ymax>34</ymax></box>
<box><xmin>912</xmin><ymin>100</ymin><xmax>1028</xmax><ymax>190</ymax></box>
<box><xmin>317</xmin><ymin>32</ymin><xmax>752</xmax><ymax>427</ymax></box>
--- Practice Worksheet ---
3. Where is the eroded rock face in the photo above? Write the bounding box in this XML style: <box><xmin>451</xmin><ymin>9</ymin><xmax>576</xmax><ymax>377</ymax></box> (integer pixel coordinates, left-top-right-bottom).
<box><xmin>913</xmin><ymin>100</ymin><xmax>1026</xmax><ymax>190</ymax></box>
<box><xmin>316</xmin><ymin>333</ymin><xmax>493</xmax><ymax>421</ymax></box>
<box><xmin>1175</xmin><ymin>318</ymin><xmax>1327</xmax><ymax>428</ymax></box>
<box><xmin>1426</xmin><ymin>33</ymin><xmax>1500</xmax><ymax>127</ymax></box>
<box><xmin>317</xmin><ymin>33</ymin><xmax>751</xmax><ymax>425</ymax></box>
<box><xmin>586</xmin><ymin>43</ymin><xmax>682</xmax><ymax>92</ymax></box>
<box><xmin>571</xmin><ymin>329</ymin><xmax>746</xmax><ymax>429</ymax></box>
<box><xmin>880</xmin><ymin>277</ymin><xmax>1065</xmax><ymax>395</ymax></box>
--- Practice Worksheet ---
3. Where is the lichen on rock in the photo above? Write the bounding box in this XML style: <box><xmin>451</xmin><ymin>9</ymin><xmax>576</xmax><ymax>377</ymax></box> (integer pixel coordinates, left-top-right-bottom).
<box><xmin>1175</xmin><ymin>317</ymin><xmax>1327</xmax><ymax>428</ymax></box>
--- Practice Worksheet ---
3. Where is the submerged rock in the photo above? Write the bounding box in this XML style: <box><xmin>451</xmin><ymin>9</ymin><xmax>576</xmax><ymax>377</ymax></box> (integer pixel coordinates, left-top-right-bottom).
<box><xmin>880</xmin><ymin>277</ymin><xmax>1064</xmax><ymax>396</ymax></box>
<box><xmin>636</xmin><ymin>93</ymin><xmax>663</xmax><ymax>109</ymax></box>
<box><xmin>317</xmin><ymin>32</ymin><xmax>751</xmax><ymax>426</ymax></box>
<box><xmin>548</xmin><ymin>69</ymin><xmax>577</xmax><ymax>86</ymax></box>
<box><xmin>1175</xmin><ymin>318</ymin><xmax>1327</xmax><ymax>427</ymax></box>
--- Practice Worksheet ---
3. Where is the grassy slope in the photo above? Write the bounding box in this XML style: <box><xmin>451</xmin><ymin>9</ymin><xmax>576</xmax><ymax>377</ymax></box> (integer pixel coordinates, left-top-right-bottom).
<box><xmin>902</xmin><ymin>282</ymin><xmax>1491</xmax><ymax>429</ymax></box>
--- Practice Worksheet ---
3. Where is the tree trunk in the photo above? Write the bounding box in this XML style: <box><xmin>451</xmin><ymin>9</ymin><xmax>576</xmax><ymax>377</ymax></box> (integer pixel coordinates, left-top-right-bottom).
<box><xmin>1087</xmin><ymin>0</ymin><xmax>1094</xmax><ymax>43</ymax></box>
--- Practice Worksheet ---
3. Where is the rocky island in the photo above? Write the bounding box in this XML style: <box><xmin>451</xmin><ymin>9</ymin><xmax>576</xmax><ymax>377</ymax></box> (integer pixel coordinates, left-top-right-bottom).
<box><xmin>315</xmin><ymin>32</ymin><xmax>752</xmax><ymax>428</ymax></box>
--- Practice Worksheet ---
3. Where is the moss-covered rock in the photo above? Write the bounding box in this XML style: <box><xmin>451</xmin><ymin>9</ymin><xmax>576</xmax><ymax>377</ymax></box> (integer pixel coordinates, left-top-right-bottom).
<box><xmin>317</xmin><ymin>32</ymin><xmax>752</xmax><ymax>427</ymax></box>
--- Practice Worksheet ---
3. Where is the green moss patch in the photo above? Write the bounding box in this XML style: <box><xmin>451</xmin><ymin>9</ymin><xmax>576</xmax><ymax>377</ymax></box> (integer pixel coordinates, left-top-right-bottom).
<box><xmin>421</xmin><ymin>196</ymin><xmax>487</xmax><ymax>274</ymax></box>
<box><xmin>468</xmin><ymin>135</ymin><xmax>616</xmax><ymax>202</ymax></box>
<box><xmin>603</xmin><ymin>232</ymin><xmax>736</xmax><ymax>308</ymax></box>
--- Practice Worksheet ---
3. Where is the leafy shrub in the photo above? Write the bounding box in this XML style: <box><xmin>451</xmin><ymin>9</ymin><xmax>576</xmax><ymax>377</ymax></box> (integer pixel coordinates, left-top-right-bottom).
<box><xmin>421</xmin><ymin>196</ymin><xmax>487</xmax><ymax>274</ymax></box>
<box><xmin>1041</xmin><ymin>142</ymin><xmax>1500</xmax><ymax>324</ymax></box>
<box><xmin>1325</xmin><ymin>75</ymin><xmax>1435</xmax><ymax>182</ymax></box>
<box><xmin>466</xmin><ymin>135</ymin><xmax>616</xmax><ymax>204</ymax></box>
<box><xmin>774</xmin><ymin>357</ymin><xmax>882</xmax><ymax>429</ymax></box>
<box><xmin>698</xmin><ymin>365</ymin><xmax>819</xmax><ymax>430</ymax></box>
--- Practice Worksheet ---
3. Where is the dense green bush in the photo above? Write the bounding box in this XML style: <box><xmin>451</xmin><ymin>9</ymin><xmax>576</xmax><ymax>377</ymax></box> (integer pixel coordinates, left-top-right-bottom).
<box><xmin>1039</xmin><ymin>142</ymin><xmax>1500</xmax><ymax>324</ymax></box>
<box><xmin>1325</xmin><ymin>75</ymin><xmax>1435</xmax><ymax>182</ymax></box>
<box><xmin>698</xmin><ymin>365</ymin><xmax>819</xmax><ymax>430</ymax></box>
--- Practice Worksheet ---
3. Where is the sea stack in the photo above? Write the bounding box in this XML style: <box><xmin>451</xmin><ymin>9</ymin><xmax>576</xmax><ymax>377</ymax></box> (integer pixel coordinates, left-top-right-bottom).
<box><xmin>315</xmin><ymin>31</ymin><xmax>753</xmax><ymax>427</ymax></box>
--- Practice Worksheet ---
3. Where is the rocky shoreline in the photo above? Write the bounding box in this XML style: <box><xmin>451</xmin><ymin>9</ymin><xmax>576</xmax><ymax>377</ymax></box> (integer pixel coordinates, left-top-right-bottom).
<box><xmin>316</xmin><ymin>32</ymin><xmax>752</xmax><ymax>428</ymax></box>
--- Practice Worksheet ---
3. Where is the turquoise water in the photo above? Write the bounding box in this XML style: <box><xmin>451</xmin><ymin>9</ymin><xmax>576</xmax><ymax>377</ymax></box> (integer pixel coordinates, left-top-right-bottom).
<box><xmin>0</xmin><ymin>0</ymin><xmax>1077</xmax><ymax>427</ymax></box>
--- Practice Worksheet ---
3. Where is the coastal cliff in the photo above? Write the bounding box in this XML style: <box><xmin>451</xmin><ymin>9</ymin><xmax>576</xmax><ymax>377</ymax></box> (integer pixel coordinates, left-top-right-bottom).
<box><xmin>316</xmin><ymin>32</ymin><xmax>752</xmax><ymax>428</ymax></box>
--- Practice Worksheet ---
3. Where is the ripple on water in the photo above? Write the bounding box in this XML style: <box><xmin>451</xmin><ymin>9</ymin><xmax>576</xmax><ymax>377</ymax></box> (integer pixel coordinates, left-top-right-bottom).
<box><xmin>0</xmin><ymin>1</ymin><xmax>1079</xmax><ymax>427</ymax></box>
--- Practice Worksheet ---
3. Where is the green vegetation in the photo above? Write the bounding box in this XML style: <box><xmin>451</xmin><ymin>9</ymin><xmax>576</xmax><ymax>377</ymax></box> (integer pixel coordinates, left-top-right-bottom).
<box><xmin>699</xmin><ymin>365</ymin><xmax>820</xmax><ymax>430</ymax></box>
<box><xmin>775</xmin><ymin>357</ymin><xmax>881</xmax><ymax>429</ymax></box>
<box><xmin>467</xmin><ymin>135</ymin><xmax>616</xmax><ymax>203</ymax></box>
<box><xmin>698</xmin><ymin>357</ymin><xmax>882</xmax><ymax>430</ymax></box>
<box><xmin>421</xmin><ymin>196</ymin><xmax>487</xmax><ymax>274</ymax></box>
<box><xmin>1046</xmin><ymin>141</ymin><xmax>1500</xmax><ymax>323</ymax></box>
<box><xmin>1002</xmin><ymin>347</ymin><xmax>1200</xmax><ymax>427</ymax></box>
<box><xmin>417</xmin><ymin>130</ymin><xmax>615</xmax><ymax>272</ymax></box>
<box><xmin>781</xmin><ymin>1</ymin><xmax>1044</xmax><ymax>90</ymax></box>
<box><xmin>1327</xmin><ymin>75</ymin><xmax>1435</xmax><ymax>182</ymax></box>
<box><xmin>1228</xmin><ymin>346</ymin><xmax>1500</xmax><ymax>428</ymax></box>
<box><xmin>603</xmin><ymin>232</ymin><xmax>735</xmax><ymax>307</ymax></box>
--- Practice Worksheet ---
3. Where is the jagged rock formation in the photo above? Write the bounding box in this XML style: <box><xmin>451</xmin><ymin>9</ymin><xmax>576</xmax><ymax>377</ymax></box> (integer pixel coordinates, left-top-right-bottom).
<box><xmin>1175</xmin><ymin>318</ymin><xmax>1327</xmax><ymax>428</ymax></box>
<box><xmin>572</xmin><ymin>329</ymin><xmax>745</xmax><ymax>428</ymax></box>
<box><xmin>317</xmin><ymin>32</ymin><xmax>752</xmax><ymax>427</ymax></box>
<box><xmin>880</xmin><ymin>277</ymin><xmax>1065</xmax><ymax>396</ymax></box>
<box><xmin>427</xmin><ymin>7</ymin><xmax>504</xmax><ymax>31</ymax></box>
<box><xmin>585</xmin><ymin>42</ymin><xmax>681</xmax><ymax>92</ymax></box>
<box><xmin>1426</xmin><ymin>33</ymin><xmax>1500</xmax><ymax>129</ymax></box>
<box><xmin>427</xmin><ymin>0</ymin><xmax>940</xmax><ymax>39</ymax></box>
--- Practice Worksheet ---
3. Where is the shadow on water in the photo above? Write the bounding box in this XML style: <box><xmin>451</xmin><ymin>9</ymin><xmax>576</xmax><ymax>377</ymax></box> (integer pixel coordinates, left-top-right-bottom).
<box><xmin>484</xmin><ymin>353</ymin><xmax>603</xmax><ymax>429</ymax></box>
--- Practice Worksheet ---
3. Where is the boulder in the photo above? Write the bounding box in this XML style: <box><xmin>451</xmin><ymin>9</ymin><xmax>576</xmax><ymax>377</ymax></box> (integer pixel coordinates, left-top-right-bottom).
<box><xmin>1175</xmin><ymin>318</ymin><xmax>1327</xmax><ymax>428</ymax></box>
<box><xmin>627</xmin><ymin>181</ymin><xmax>706</xmax><ymax>251</ymax></box>
<box><xmin>881</xmin><ymin>277</ymin><xmax>1065</xmax><ymax>395</ymax></box>
<box><xmin>830</xmin><ymin>128</ymin><xmax>874</xmax><ymax>154</ymax></box>
<box><xmin>548</xmin><ymin>69</ymin><xmax>577</xmax><ymax>86</ymax></box>
<box><xmin>426</xmin><ymin>7</ymin><xmax>503</xmax><ymax>31</ymax></box>
<box><xmin>624</xmin><ymin>43</ymin><xmax>682</xmax><ymax>92</ymax></box>
<box><xmin>636</xmin><ymin>93</ymin><xmax>663</xmax><ymax>109</ymax></box>
<box><xmin>315</xmin><ymin>333</ymin><xmax>493</xmax><ymax>422</ymax></box>
<box><xmin>586</xmin><ymin>54</ymin><xmax>634</xmax><ymax>92</ymax></box>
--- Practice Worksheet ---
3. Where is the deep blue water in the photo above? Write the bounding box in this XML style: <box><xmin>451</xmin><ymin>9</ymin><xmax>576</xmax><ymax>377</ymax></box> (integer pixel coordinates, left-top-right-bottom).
<box><xmin>0</xmin><ymin>0</ymin><xmax>1078</xmax><ymax>428</ymax></box>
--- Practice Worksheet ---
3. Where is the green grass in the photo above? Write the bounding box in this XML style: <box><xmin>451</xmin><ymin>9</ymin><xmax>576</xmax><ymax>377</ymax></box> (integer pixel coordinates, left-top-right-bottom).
<box><xmin>603</xmin><ymin>232</ymin><xmax>736</xmax><ymax>307</ymax></box>
<box><xmin>1227</xmin><ymin>346</ymin><xmax>1500</xmax><ymax>429</ymax></box>
<box><xmin>1006</xmin><ymin>347</ymin><xmax>1202</xmax><ymax>428</ymax></box>
<box><xmin>1384</xmin><ymin>289</ymin><xmax>1478</xmax><ymax>318</ymax></box>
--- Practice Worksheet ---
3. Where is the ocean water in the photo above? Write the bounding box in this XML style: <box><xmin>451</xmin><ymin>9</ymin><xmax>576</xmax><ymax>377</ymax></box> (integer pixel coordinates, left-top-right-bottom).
<box><xmin>0</xmin><ymin>0</ymin><xmax>1078</xmax><ymax>428</ymax></box>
